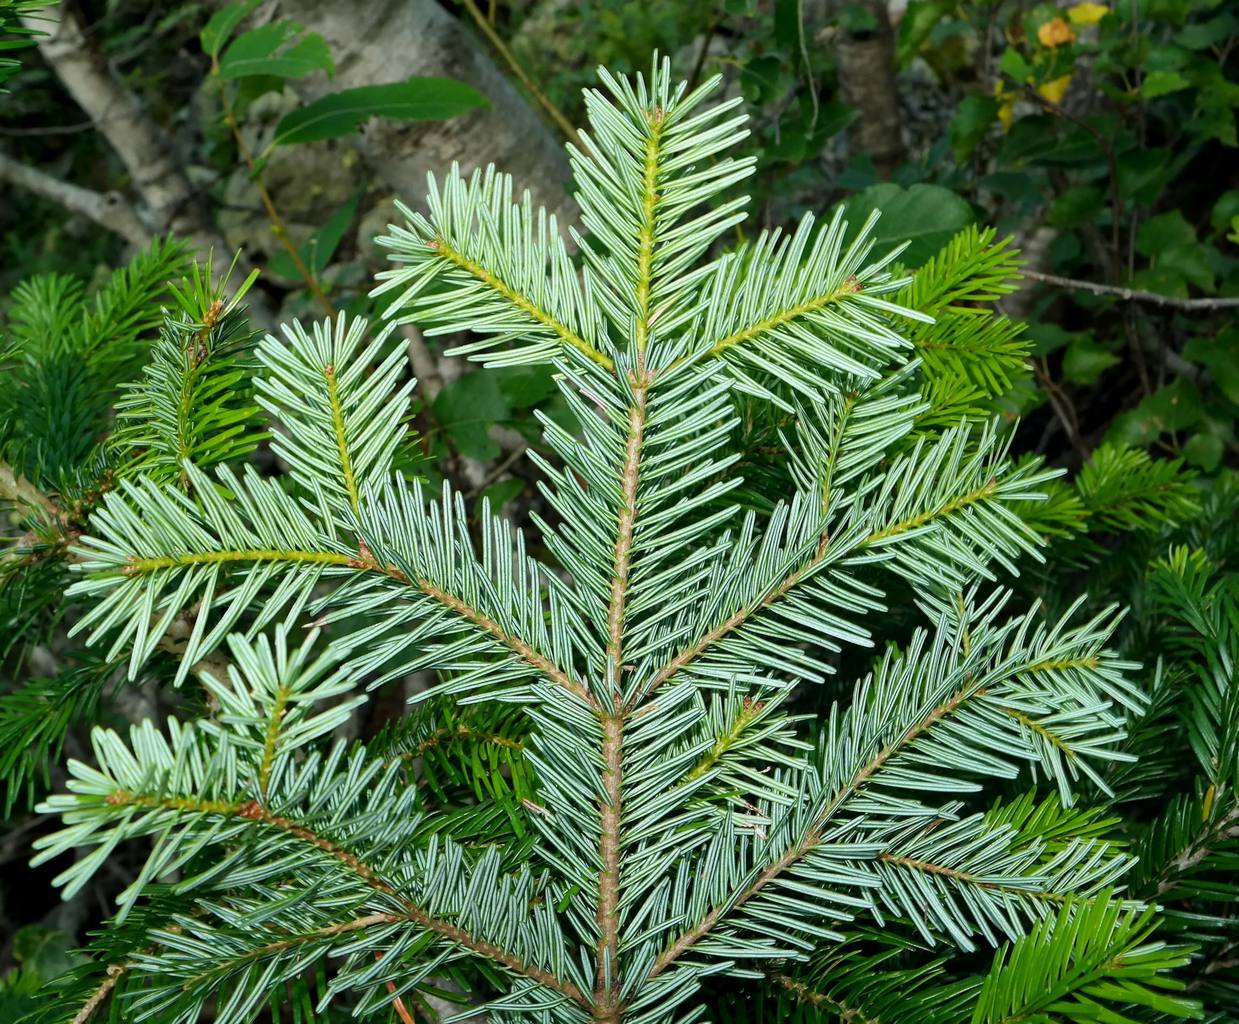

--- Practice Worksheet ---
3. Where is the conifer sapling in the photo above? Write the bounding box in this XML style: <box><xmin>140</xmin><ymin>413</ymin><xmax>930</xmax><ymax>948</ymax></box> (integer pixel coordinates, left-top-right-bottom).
<box><xmin>31</xmin><ymin>61</ymin><xmax>1197</xmax><ymax>1024</ymax></box>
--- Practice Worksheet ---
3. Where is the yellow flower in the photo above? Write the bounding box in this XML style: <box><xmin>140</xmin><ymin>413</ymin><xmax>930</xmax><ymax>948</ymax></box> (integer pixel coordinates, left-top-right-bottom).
<box><xmin>1037</xmin><ymin>16</ymin><xmax>1077</xmax><ymax>47</ymax></box>
<box><xmin>1067</xmin><ymin>2</ymin><xmax>1109</xmax><ymax>25</ymax></box>
<box><xmin>1038</xmin><ymin>73</ymin><xmax>1074</xmax><ymax>104</ymax></box>
<box><xmin>994</xmin><ymin>80</ymin><xmax>1016</xmax><ymax>131</ymax></box>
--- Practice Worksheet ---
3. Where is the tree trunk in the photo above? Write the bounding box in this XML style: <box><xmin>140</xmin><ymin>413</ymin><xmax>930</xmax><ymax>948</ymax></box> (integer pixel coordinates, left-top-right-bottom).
<box><xmin>0</xmin><ymin>151</ymin><xmax>152</xmax><ymax>248</ymax></box>
<box><xmin>272</xmin><ymin>0</ymin><xmax>576</xmax><ymax>223</ymax></box>
<box><xmin>24</xmin><ymin>3</ymin><xmax>222</xmax><ymax>251</ymax></box>
<box><xmin>21</xmin><ymin>3</ymin><xmax>276</xmax><ymax>323</ymax></box>
<box><xmin>833</xmin><ymin>0</ymin><xmax>906</xmax><ymax>178</ymax></box>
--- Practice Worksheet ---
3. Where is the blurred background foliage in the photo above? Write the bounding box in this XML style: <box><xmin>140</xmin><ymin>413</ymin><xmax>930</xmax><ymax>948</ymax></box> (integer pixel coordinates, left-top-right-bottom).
<box><xmin>1</xmin><ymin>0</ymin><xmax>1237</xmax><ymax>1019</ymax></box>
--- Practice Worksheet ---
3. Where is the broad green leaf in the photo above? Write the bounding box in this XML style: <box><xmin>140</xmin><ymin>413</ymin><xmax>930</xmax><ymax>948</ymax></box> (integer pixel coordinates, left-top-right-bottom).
<box><xmin>1142</xmin><ymin>69</ymin><xmax>1192</xmax><ymax>98</ymax></box>
<box><xmin>273</xmin><ymin>77</ymin><xmax>488</xmax><ymax>147</ymax></box>
<box><xmin>1062</xmin><ymin>337</ymin><xmax>1119</xmax><ymax>385</ymax></box>
<box><xmin>950</xmin><ymin>94</ymin><xmax>1000</xmax><ymax>161</ymax></box>
<box><xmin>1198</xmin><ymin>85</ymin><xmax>1239</xmax><ymax>146</ymax></box>
<box><xmin>897</xmin><ymin>0</ymin><xmax>954</xmax><ymax>66</ymax></box>
<box><xmin>1183</xmin><ymin>432</ymin><xmax>1224</xmax><ymax>471</ymax></box>
<box><xmin>1177</xmin><ymin>11</ymin><xmax>1238</xmax><ymax>49</ymax></box>
<box><xmin>1210</xmin><ymin>190</ymin><xmax>1239</xmax><ymax>236</ymax></box>
<box><xmin>200</xmin><ymin>0</ymin><xmax>260</xmax><ymax>57</ymax></box>
<box><xmin>999</xmin><ymin>47</ymin><xmax>1033</xmax><ymax>81</ymax></box>
<box><xmin>268</xmin><ymin>192</ymin><xmax>361</xmax><ymax>280</ymax></box>
<box><xmin>481</xmin><ymin>478</ymin><xmax>525</xmax><ymax>512</ymax></box>
<box><xmin>773</xmin><ymin>0</ymin><xmax>800</xmax><ymax>49</ymax></box>
<box><xmin>838</xmin><ymin>2</ymin><xmax>880</xmax><ymax>33</ymax></box>
<box><xmin>1159</xmin><ymin>243</ymin><xmax>1216</xmax><ymax>292</ymax></box>
<box><xmin>493</xmin><ymin>364</ymin><xmax>558</xmax><ymax>410</ymax></box>
<box><xmin>1024</xmin><ymin>321</ymin><xmax>1073</xmax><ymax>357</ymax></box>
<box><xmin>1135</xmin><ymin>211</ymin><xmax>1214</xmax><ymax>291</ymax></box>
<box><xmin>1184</xmin><ymin>327</ymin><xmax>1239</xmax><ymax>404</ymax></box>
<box><xmin>979</xmin><ymin>170</ymin><xmax>1042</xmax><ymax>209</ymax></box>
<box><xmin>1117</xmin><ymin>147</ymin><xmax>1178</xmax><ymax>203</ymax></box>
<box><xmin>1106</xmin><ymin>379</ymin><xmax>1205</xmax><ymax>446</ymax></box>
<box><xmin>1129</xmin><ymin>265</ymin><xmax>1191</xmax><ymax>299</ymax></box>
<box><xmin>1049</xmin><ymin>184</ymin><xmax>1105</xmax><ymax>228</ymax></box>
<box><xmin>218</xmin><ymin>22</ymin><xmax>333</xmax><ymax>80</ymax></box>
<box><xmin>1136</xmin><ymin>211</ymin><xmax>1197</xmax><ymax>256</ymax></box>
<box><xmin>12</xmin><ymin>926</ymin><xmax>82</xmax><ymax>981</ymax></box>
<box><xmin>838</xmin><ymin>183</ymin><xmax>975</xmax><ymax>267</ymax></box>
<box><xmin>433</xmin><ymin>369</ymin><xmax>509</xmax><ymax>460</ymax></box>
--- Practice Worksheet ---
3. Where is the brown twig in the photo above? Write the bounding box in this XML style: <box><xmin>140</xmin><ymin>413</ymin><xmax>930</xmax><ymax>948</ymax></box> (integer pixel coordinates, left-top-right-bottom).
<box><xmin>1024</xmin><ymin>87</ymin><xmax>1123</xmax><ymax>274</ymax></box>
<box><xmin>767</xmin><ymin>970</ymin><xmax>874</xmax><ymax>1023</ymax></box>
<box><xmin>1023</xmin><ymin>269</ymin><xmax>1239</xmax><ymax>311</ymax></box>
<box><xmin>687</xmin><ymin>19</ymin><xmax>718</xmax><ymax>91</ymax></box>
<box><xmin>1156</xmin><ymin>801</ymin><xmax>1239</xmax><ymax>897</ymax></box>
<box><xmin>464</xmin><ymin>443</ymin><xmax>528</xmax><ymax>500</ymax></box>
<box><xmin>376</xmin><ymin>951</ymin><xmax>417</xmax><ymax>1024</ymax></box>
<box><xmin>70</xmin><ymin>963</ymin><xmax>127</xmax><ymax>1024</ymax></box>
<box><xmin>1030</xmin><ymin>357</ymin><xmax>1089</xmax><ymax>461</ymax></box>
<box><xmin>211</xmin><ymin>55</ymin><xmax>337</xmax><ymax>319</ymax></box>
<box><xmin>457</xmin><ymin>0</ymin><xmax>582</xmax><ymax>148</ymax></box>
<box><xmin>0</xmin><ymin>150</ymin><xmax>152</xmax><ymax>247</ymax></box>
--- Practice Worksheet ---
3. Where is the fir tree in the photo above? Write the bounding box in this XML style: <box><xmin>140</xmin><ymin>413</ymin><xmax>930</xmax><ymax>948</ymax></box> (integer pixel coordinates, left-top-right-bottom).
<box><xmin>19</xmin><ymin>62</ymin><xmax>1205</xmax><ymax>1023</ymax></box>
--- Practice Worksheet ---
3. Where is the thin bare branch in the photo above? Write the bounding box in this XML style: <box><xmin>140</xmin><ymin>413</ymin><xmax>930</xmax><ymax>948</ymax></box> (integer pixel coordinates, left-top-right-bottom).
<box><xmin>24</xmin><ymin>4</ymin><xmax>213</xmax><ymax>247</ymax></box>
<box><xmin>456</xmin><ymin>0</ymin><xmax>582</xmax><ymax>147</ymax></box>
<box><xmin>1023</xmin><ymin>269</ymin><xmax>1239</xmax><ymax>312</ymax></box>
<box><xmin>0</xmin><ymin>151</ymin><xmax>151</xmax><ymax>247</ymax></box>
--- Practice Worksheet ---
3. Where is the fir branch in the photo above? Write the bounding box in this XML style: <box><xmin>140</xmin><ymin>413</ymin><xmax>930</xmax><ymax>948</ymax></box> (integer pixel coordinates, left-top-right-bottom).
<box><xmin>112</xmin><ymin>271</ymin><xmax>264</xmax><ymax>486</ymax></box>
<box><xmin>633</xmin><ymin>112</ymin><xmax>664</xmax><ymax>354</ymax></box>
<box><xmin>208</xmin><ymin>911</ymin><xmax>406</xmax><ymax>963</ymax></box>
<box><xmin>323</xmin><ymin>363</ymin><xmax>361</xmax><ymax>512</ymax></box>
<box><xmin>256</xmin><ymin>315</ymin><xmax>414</xmax><ymax>520</ymax></box>
<box><xmin>64</xmin><ymin>750</ymin><xmax>588</xmax><ymax>1005</ymax></box>
<box><xmin>705</xmin><ymin>277</ymin><xmax>859</xmax><ymax>360</ymax></box>
<box><xmin>595</xmin><ymin>381</ymin><xmax>647</xmax><ymax>1016</ymax></box>
<box><xmin>256</xmin><ymin>683</ymin><xmax>290</xmax><ymax>801</ymax></box>
<box><xmin>120</xmin><ymin>542</ymin><xmax>591</xmax><ymax>702</ymax></box>
<box><xmin>862</xmin><ymin>477</ymin><xmax>998</xmax><ymax>543</ymax></box>
<box><xmin>767</xmin><ymin>970</ymin><xmax>875</xmax><ymax>1023</ymax></box>
<box><xmin>649</xmin><ymin>601</ymin><xmax>1138</xmax><ymax>975</ymax></box>
<box><xmin>971</xmin><ymin>894</ymin><xmax>1199</xmax><ymax>1023</ymax></box>
<box><xmin>73</xmin><ymin>464</ymin><xmax>592</xmax><ymax>700</ymax></box>
<box><xmin>638</xmin><ymin>530</ymin><xmax>827</xmax><ymax>700</ymax></box>
<box><xmin>71</xmin><ymin>963</ymin><xmax>127</xmax><ymax>1024</ymax></box>
<box><xmin>409</xmin><ymin>724</ymin><xmax>526</xmax><ymax>757</ymax></box>
<box><xmin>430</xmin><ymin>236</ymin><xmax>613</xmax><ymax>370</ymax></box>
<box><xmin>373</xmin><ymin>167</ymin><xmax>611</xmax><ymax>370</ymax></box>
<box><xmin>223</xmin><ymin>801</ymin><xmax>583</xmax><ymax>998</ymax></box>
<box><xmin>1155</xmin><ymin>801</ymin><xmax>1239</xmax><ymax>898</ymax></box>
<box><xmin>32</xmin><ymin>62</ymin><xmax>1168</xmax><ymax>1024</ymax></box>
<box><xmin>641</xmin><ymin>426</ymin><xmax>1048</xmax><ymax>700</ymax></box>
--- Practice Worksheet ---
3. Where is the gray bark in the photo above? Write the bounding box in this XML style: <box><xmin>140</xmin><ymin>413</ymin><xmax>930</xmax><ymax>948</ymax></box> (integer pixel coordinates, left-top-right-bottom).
<box><xmin>272</xmin><ymin>0</ymin><xmax>576</xmax><ymax>223</ymax></box>
<box><xmin>832</xmin><ymin>0</ymin><xmax>906</xmax><ymax>177</ymax></box>
<box><xmin>23</xmin><ymin>3</ymin><xmax>223</xmax><ymax>251</ymax></box>
<box><xmin>21</xmin><ymin>3</ymin><xmax>276</xmax><ymax>324</ymax></box>
<box><xmin>0</xmin><ymin>151</ymin><xmax>152</xmax><ymax>247</ymax></box>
